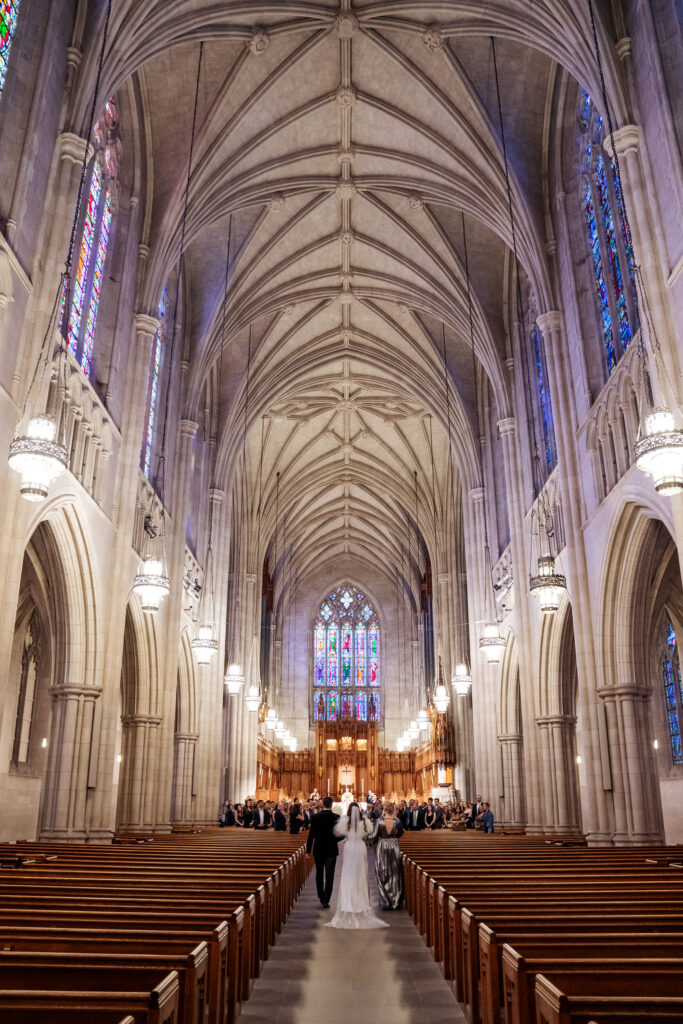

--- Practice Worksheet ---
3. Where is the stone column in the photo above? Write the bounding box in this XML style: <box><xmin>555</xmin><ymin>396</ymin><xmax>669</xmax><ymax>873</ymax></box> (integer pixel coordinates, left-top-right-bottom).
<box><xmin>535</xmin><ymin>714</ymin><xmax>582</xmax><ymax>835</ymax></box>
<box><xmin>86</xmin><ymin>312</ymin><xmax>160</xmax><ymax>838</ymax></box>
<box><xmin>171</xmin><ymin>732</ymin><xmax>199</xmax><ymax>825</ymax></box>
<box><xmin>599</xmin><ymin>685</ymin><xmax>663</xmax><ymax>845</ymax></box>
<box><xmin>496</xmin><ymin>416</ymin><xmax>541</xmax><ymax>831</ymax></box>
<box><xmin>537</xmin><ymin>311</ymin><xmax>612</xmax><ymax>844</ymax></box>
<box><xmin>498</xmin><ymin>734</ymin><xmax>525</xmax><ymax>829</ymax></box>
<box><xmin>116</xmin><ymin>714</ymin><xmax>162</xmax><ymax>832</ymax></box>
<box><xmin>38</xmin><ymin>684</ymin><xmax>101</xmax><ymax>840</ymax></box>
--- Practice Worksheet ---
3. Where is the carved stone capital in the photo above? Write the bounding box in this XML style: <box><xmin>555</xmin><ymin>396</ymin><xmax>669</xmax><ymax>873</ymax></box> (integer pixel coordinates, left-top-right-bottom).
<box><xmin>58</xmin><ymin>131</ymin><xmax>93</xmax><ymax>166</ymax></box>
<box><xmin>245</xmin><ymin>572</ymin><xmax>257</xmax><ymax>584</ymax></box>
<box><xmin>209</xmin><ymin>487</ymin><xmax>225</xmax><ymax>504</ymax></box>
<box><xmin>602</xmin><ymin>124</ymin><xmax>640</xmax><ymax>160</ymax></box>
<box><xmin>497</xmin><ymin>417</ymin><xmax>516</xmax><ymax>437</ymax></box>
<box><xmin>180</xmin><ymin>419</ymin><xmax>198</xmax><ymax>439</ymax></box>
<box><xmin>536</xmin><ymin>310</ymin><xmax>563</xmax><ymax>336</ymax></box>
<box><xmin>135</xmin><ymin>313</ymin><xmax>160</xmax><ymax>341</ymax></box>
<box><xmin>49</xmin><ymin>683</ymin><xmax>102</xmax><ymax>700</ymax></box>
<box><xmin>616</xmin><ymin>36</ymin><xmax>631</xmax><ymax>59</ymax></box>
<box><xmin>121</xmin><ymin>714</ymin><xmax>163</xmax><ymax>727</ymax></box>
<box><xmin>470</xmin><ymin>486</ymin><xmax>485</xmax><ymax>503</ymax></box>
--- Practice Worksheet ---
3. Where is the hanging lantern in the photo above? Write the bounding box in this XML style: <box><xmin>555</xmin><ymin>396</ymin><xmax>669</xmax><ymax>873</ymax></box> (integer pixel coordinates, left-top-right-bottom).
<box><xmin>451</xmin><ymin>663</ymin><xmax>472</xmax><ymax>695</ymax></box>
<box><xmin>265</xmin><ymin>708</ymin><xmax>277</xmax><ymax>729</ymax></box>
<box><xmin>224</xmin><ymin>664</ymin><xmax>244</xmax><ymax>694</ymax></box>
<box><xmin>433</xmin><ymin>683</ymin><xmax>450</xmax><ymax>714</ymax></box>
<box><xmin>635</xmin><ymin>408</ymin><xmax>683</xmax><ymax>496</ymax></box>
<box><xmin>408</xmin><ymin>719</ymin><xmax>419</xmax><ymax>741</ymax></box>
<box><xmin>191</xmin><ymin>623</ymin><xmax>218</xmax><ymax>665</ymax></box>
<box><xmin>417</xmin><ymin>708</ymin><xmax>430</xmax><ymax>731</ymax></box>
<box><xmin>288</xmin><ymin>736</ymin><xmax>297</xmax><ymax>752</ymax></box>
<box><xmin>479</xmin><ymin>621</ymin><xmax>505</xmax><ymax>663</ymax></box>
<box><xmin>529</xmin><ymin>554</ymin><xmax>567</xmax><ymax>615</ymax></box>
<box><xmin>9</xmin><ymin>415</ymin><xmax>68</xmax><ymax>502</ymax></box>
<box><xmin>396</xmin><ymin>736</ymin><xmax>406</xmax><ymax>752</ymax></box>
<box><xmin>275</xmin><ymin>719</ymin><xmax>285</xmax><ymax>739</ymax></box>
<box><xmin>245</xmin><ymin>684</ymin><xmax>261</xmax><ymax>711</ymax></box>
<box><xmin>133</xmin><ymin>557</ymin><xmax>170</xmax><ymax>613</ymax></box>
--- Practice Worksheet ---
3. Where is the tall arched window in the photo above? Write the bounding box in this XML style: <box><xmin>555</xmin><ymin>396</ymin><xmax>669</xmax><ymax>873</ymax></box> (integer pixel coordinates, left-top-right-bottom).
<box><xmin>661</xmin><ymin>618</ymin><xmax>683</xmax><ymax>765</ymax></box>
<box><xmin>531</xmin><ymin>324</ymin><xmax>556</xmax><ymax>471</ymax></box>
<box><xmin>12</xmin><ymin>612</ymin><xmax>40</xmax><ymax>765</ymax></box>
<box><xmin>312</xmin><ymin>584</ymin><xmax>380</xmax><ymax>724</ymax></box>
<box><xmin>62</xmin><ymin>98</ymin><xmax>120</xmax><ymax>377</ymax></box>
<box><xmin>578</xmin><ymin>89</ymin><xmax>637</xmax><ymax>376</ymax></box>
<box><xmin>0</xmin><ymin>1</ymin><xmax>20</xmax><ymax>99</ymax></box>
<box><xmin>142</xmin><ymin>286</ymin><xmax>167</xmax><ymax>478</ymax></box>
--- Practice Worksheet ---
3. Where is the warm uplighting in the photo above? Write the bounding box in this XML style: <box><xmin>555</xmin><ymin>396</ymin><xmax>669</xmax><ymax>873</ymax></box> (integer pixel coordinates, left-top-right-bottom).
<box><xmin>479</xmin><ymin>621</ymin><xmax>506</xmax><ymax>663</ymax></box>
<box><xmin>653</xmin><ymin>739</ymin><xmax>659</xmax><ymax>750</ymax></box>
<box><xmin>245</xmin><ymin>684</ymin><xmax>261</xmax><ymax>711</ymax></box>
<box><xmin>8</xmin><ymin>415</ymin><xmax>68</xmax><ymax>502</ymax></box>
<box><xmin>451</xmin><ymin>663</ymin><xmax>472</xmax><ymax>695</ymax></box>
<box><xmin>433</xmin><ymin>683</ymin><xmax>450</xmax><ymax>714</ymax></box>
<box><xmin>576</xmin><ymin>754</ymin><xmax>582</xmax><ymax>765</ymax></box>
<box><xmin>116</xmin><ymin>753</ymin><xmax>122</xmax><ymax>763</ymax></box>
<box><xmin>635</xmin><ymin>408</ymin><xmax>683</xmax><ymax>495</ymax></box>
<box><xmin>191</xmin><ymin>623</ymin><xmax>218</xmax><ymax>664</ymax></box>
<box><xmin>529</xmin><ymin>554</ymin><xmax>567</xmax><ymax>615</ymax></box>
<box><xmin>224</xmin><ymin>664</ymin><xmax>244</xmax><ymax>694</ymax></box>
<box><xmin>41</xmin><ymin>737</ymin><xmax>47</xmax><ymax>749</ymax></box>
<box><xmin>133</xmin><ymin>557</ymin><xmax>170</xmax><ymax>613</ymax></box>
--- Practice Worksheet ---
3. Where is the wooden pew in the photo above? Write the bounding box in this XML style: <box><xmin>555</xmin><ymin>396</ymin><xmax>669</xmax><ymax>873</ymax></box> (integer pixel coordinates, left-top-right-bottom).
<box><xmin>533</xmin><ymin>969</ymin><xmax>683</xmax><ymax>1023</ymax></box>
<box><xmin>0</xmin><ymin>965</ymin><xmax>179</xmax><ymax>1024</ymax></box>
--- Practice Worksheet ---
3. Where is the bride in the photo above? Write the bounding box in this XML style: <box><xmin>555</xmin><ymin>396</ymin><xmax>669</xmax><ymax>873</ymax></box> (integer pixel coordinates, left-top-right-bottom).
<box><xmin>325</xmin><ymin>802</ymin><xmax>388</xmax><ymax>930</ymax></box>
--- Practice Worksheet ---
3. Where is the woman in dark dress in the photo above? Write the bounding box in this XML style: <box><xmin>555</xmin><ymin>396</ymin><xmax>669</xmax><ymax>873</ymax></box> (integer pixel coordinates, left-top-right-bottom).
<box><xmin>223</xmin><ymin>802</ymin><xmax>236</xmax><ymax>826</ymax></box>
<box><xmin>242</xmin><ymin>799</ymin><xmax>254</xmax><ymax>829</ymax></box>
<box><xmin>371</xmin><ymin>801</ymin><xmax>404</xmax><ymax>910</ymax></box>
<box><xmin>234</xmin><ymin>803</ymin><xmax>244</xmax><ymax>826</ymax></box>
<box><xmin>289</xmin><ymin>801</ymin><xmax>304</xmax><ymax>834</ymax></box>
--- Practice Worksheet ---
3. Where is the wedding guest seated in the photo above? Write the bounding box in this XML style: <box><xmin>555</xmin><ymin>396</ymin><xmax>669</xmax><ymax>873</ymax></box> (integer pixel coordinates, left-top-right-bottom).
<box><xmin>234</xmin><ymin>802</ymin><xmax>245</xmax><ymax>826</ymax></box>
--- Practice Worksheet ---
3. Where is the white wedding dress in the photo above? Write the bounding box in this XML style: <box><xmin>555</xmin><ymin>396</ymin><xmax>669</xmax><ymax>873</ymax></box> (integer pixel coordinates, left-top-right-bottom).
<box><xmin>325</xmin><ymin>806</ymin><xmax>388</xmax><ymax>930</ymax></box>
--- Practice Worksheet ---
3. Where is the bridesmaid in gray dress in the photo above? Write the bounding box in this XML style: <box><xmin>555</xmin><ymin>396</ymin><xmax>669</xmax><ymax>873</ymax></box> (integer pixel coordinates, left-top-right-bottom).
<box><xmin>372</xmin><ymin>801</ymin><xmax>404</xmax><ymax>910</ymax></box>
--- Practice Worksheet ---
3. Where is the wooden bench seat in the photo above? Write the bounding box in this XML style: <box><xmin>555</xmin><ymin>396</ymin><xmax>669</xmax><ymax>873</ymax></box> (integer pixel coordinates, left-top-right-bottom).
<box><xmin>534</xmin><ymin>969</ymin><xmax>683</xmax><ymax>1023</ymax></box>
<box><xmin>0</xmin><ymin>965</ymin><xmax>179</xmax><ymax>1024</ymax></box>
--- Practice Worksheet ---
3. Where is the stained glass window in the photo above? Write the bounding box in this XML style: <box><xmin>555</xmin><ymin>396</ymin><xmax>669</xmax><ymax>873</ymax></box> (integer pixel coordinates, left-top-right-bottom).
<box><xmin>369</xmin><ymin>624</ymin><xmax>379</xmax><ymax>685</ymax></box>
<box><xmin>143</xmin><ymin>287</ymin><xmax>167</xmax><ymax>478</ymax></box>
<box><xmin>311</xmin><ymin>584</ymin><xmax>380</xmax><ymax>722</ymax></box>
<box><xmin>578</xmin><ymin>88</ymin><xmax>637</xmax><ymax>376</ymax></box>
<box><xmin>0</xmin><ymin>1</ymin><xmax>19</xmax><ymax>99</ymax></box>
<box><xmin>532</xmin><ymin>325</ymin><xmax>556</xmax><ymax>468</ymax></box>
<box><xmin>61</xmin><ymin>99</ymin><xmax>120</xmax><ymax>377</ymax></box>
<box><xmin>662</xmin><ymin>619</ymin><xmax>683</xmax><ymax>765</ymax></box>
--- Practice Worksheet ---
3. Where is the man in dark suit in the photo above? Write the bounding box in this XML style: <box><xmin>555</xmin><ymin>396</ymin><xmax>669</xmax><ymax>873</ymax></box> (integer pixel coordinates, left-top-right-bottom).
<box><xmin>253</xmin><ymin>800</ymin><xmax>271</xmax><ymax>830</ymax></box>
<box><xmin>432</xmin><ymin>798</ymin><xmax>444</xmax><ymax>829</ymax></box>
<box><xmin>305</xmin><ymin>796</ymin><xmax>344</xmax><ymax>907</ymax></box>
<box><xmin>406</xmin><ymin>800</ymin><xmax>425</xmax><ymax>830</ymax></box>
<box><xmin>273</xmin><ymin>801</ymin><xmax>287</xmax><ymax>831</ymax></box>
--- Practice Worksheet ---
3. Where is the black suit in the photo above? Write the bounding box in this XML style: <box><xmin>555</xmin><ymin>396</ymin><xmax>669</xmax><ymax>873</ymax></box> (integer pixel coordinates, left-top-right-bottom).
<box><xmin>432</xmin><ymin>806</ymin><xmax>444</xmax><ymax>829</ymax></box>
<box><xmin>306</xmin><ymin>809</ymin><xmax>343</xmax><ymax>906</ymax></box>
<box><xmin>253</xmin><ymin>808</ymin><xmax>271</xmax><ymax>830</ymax></box>
<box><xmin>273</xmin><ymin>809</ymin><xmax>287</xmax><ymax>832</ymax></box>
<box><xmin>406</xmin><ymin>807</ymin><xmax>426</xmax><ymax>830</ymax></box>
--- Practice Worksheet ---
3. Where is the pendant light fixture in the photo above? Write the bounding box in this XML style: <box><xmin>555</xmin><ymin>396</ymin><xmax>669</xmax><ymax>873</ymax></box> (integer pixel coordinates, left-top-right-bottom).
<box><xmin>135</xmin><ymin>43</ymin><xmax>204</xmax><ymax>613</ymax></box>
<box><xmin>193</xmin><ymin>214</ymin><xmax>232</xmax><ymax>661</ymax></box>
<box><xmin>585</xmin><ymin>1</ymin><xmax>683</xmax><ymax>494</ymax></box>
<box><xmin>245</xmin><ymin>684</ymin><xmax>261</xmax><ymax>712</ymax></box>
<box><xmin>224</xmin><ymin>664</ymin><xmax>245</xmax><ymax>694</ymax></box>
<box><xmin>433</xmin><ymin>656</ymin><xmax>451</xmax><ymax>714</ymax></box>
<box><xmin>452</xmin><ymin>663</ymin><xmax>472</xmax><ymax>696</ymax></box>
<box><xmin>491</xmin><ymin>38</ymin><xmax>567</xmax><ymax>615</ymax></box>
<box><xmin>8</xmin><ymin>1</ymin><xmax>115</xmax><ymax>501</ymax></box>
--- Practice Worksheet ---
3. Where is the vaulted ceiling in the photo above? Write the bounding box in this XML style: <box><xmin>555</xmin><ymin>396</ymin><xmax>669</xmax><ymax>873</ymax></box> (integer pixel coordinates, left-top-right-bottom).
<box><xmin>85</xmin><ymin>1</ymin><xmax>625</xmax><ymax>597</ymax></box>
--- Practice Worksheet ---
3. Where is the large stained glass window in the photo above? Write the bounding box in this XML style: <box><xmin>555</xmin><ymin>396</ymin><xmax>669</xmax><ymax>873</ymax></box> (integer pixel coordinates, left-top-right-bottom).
<box><xmin>62</xmin><ymin>98</ymin><xmax>120</xmax><ymax>377</ymax></box>
<box><xmin>532</xmin><ymin>325</ymin><xmax>556</xmax><ymax>469</ymax></box>
<box><xmin>578</xmin><ymin>89</ymin><xmax>637</xmax><ymax>377</ymax></box>
<box><xmin>311</xmin><ymin>584</ymin><xmax>380</xmax><ymax>723</ymax></box>
<box><xmin>143</xmin><ymin>287</ymin><xmax>167</xmax><ymax>479</ymax></box>
<box><xmin>0</xmin><ymin>1</ymin><xmax>19</xmax><ymax>99</ymax></box>
<box><xmin>662</xmin><ymin>619</ymin><xmax>683</xmax><ymax>765</ymax></box>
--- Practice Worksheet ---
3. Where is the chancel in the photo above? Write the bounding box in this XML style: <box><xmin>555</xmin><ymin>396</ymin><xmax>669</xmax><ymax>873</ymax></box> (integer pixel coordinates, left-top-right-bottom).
<box><xmin>0</xmin><ymin>1</ymin><xmax>682</xmax><ymax>1021</ymax></box>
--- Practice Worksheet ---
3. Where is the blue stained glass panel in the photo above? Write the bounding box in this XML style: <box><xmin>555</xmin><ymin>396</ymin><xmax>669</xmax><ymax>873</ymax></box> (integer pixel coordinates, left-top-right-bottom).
<box><xmin>0</xmin><ymin>0</ymin><xmax>20</xmax><ymax>98</ymax></box>
<box><xmin>596</xmin><ymin>155</ymin><xmax>632</xmax><ymax>352</ymax></box>
<box><xmin>356</xmin><ymin>691</ymin><xmax>367</xmax><ymax>722</ymax></box>
<box><xmin>584</xmin><ymin>181</ymin><xmax>616</xmax><ymax>373</ymax></box>
<box><xmin>327</xmin><ymin>624</ymin><xmax>338</xmax><ymax>686</ymax></box>
<box><xmin>314</xmin><ymin>625</ymin><xmax>325</xmax><ymax>686</ymax></box>
<box><xmin>144</xmin><ymin>287</ymin><xmax>166</xmax><ymax>477</ymax></box>
<box><xmin>341</xmin><ymin>622</ymin><xmax>352</xmax><ymax>683</ymax></box>
<box><xmin>532</xmin><ymin>326</ymin><xmax>553</xmax><ymax>467</ymax></box>
<box><xmin>341</xmin><ymin>692</ymin><xmax>353</xmax><ymax>718</ymax></box>
<box><xmin>313</xmin><ymin>691</ymin><xmax>325</xmax><ymax>721</ymax></box>
<box><xmin>663</xmin><ymin>620</ymin><xmax>683</xmax><ymax>765</ymax></box>
<box><xmin>368</xmin><ymin>691</ymin><xmax>379</xmax><ymax>722</ymax></box>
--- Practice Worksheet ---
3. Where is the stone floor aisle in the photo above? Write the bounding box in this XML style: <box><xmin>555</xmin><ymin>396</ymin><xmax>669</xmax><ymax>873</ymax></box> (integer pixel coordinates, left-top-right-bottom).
<box><xmin>242</xmin><ymin>849</ymin><xmax>467</xmax><ymax>1024</ymax></box>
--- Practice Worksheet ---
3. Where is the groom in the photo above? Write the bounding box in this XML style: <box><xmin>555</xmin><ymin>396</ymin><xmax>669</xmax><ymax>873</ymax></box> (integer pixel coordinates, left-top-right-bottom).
<box><xmin>306</xmin><ymin>796</ymin><xmax>344</xmax><ymax>908</ymax></box>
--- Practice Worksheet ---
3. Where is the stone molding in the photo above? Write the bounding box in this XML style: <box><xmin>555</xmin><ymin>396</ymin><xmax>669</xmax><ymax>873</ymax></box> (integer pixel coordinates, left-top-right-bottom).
<box><xmin>602</xmin><ymin>124</ymin><xmax>640</xmax><ymax>160</ymax></box>
<box><xmin>58</xmin><ymin>131</ymin><xmax>93</xmax><ymax>165</ymax></box>
<box><xmin>497</xmin><ymin>417</ymin><xmax>516</xmax><ymax>437</ymax></box>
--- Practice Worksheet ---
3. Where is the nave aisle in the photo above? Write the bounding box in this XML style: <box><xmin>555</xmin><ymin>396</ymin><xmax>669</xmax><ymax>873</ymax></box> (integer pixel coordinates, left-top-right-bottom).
<box><xmin>242</xmin><ymin>848</ymin><xmax>466</xmax><ymax>1024</ymax></box>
